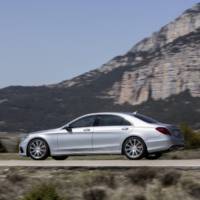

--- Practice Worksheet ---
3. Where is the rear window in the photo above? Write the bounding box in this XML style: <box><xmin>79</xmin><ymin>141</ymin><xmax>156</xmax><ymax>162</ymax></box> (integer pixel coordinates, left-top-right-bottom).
<box><xmin>130</xmin><ymin>113</ymin><xmax>158</xmax><ymax>124</ymax></box>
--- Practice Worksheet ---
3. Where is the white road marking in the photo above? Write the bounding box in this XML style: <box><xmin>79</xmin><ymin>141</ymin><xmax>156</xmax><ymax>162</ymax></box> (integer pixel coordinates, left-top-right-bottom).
<box><xmin>0</xmin><ymin>160</ymin><xmax>199</xmax><ymax>167</ymax></box>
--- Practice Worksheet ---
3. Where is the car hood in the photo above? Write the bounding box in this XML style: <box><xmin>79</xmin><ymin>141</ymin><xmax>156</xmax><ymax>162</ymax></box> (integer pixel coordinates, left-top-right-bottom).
<box><xmin>29</xmin><ymin>128</ymin><xmax>61</xmax><ymax>135</ymax></box>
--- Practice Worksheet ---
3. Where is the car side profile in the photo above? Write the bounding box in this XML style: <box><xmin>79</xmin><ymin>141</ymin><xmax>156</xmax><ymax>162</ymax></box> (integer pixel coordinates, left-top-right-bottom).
<box><xmin>19</xmin><ymin>112</ymin><xmax>184</xmax><ymax>160</ymax></box>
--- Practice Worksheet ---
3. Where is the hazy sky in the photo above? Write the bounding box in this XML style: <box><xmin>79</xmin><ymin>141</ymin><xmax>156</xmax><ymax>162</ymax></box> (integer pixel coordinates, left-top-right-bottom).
<box><xmin>0</xmin><ymin>0</ymin><xmax>199</xmax><ymax>88</ymax></box>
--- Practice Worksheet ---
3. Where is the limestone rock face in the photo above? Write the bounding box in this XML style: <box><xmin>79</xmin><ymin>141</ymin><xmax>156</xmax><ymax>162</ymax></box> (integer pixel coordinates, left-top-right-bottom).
<box><xmin>56</xmin><ymin>3</ymin><xmax>200</xmax><ymax>106</ymax></box>
<box><xmin>130</xmin><ymin>3</ymin><xmax>200</xmax><ymax>53</ymax></box>
<box><xmin>103</xmin><ymin>33</ymin><xmax>200</xmax><ymax>105</ymax></box>
<box><xmin>97</xmin><ymin>3</ymin><xmax>200</xmax><ymax>105</ymax></box>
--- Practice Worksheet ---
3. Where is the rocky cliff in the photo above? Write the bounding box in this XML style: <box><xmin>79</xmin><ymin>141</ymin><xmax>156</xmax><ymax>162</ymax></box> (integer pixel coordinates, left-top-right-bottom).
<box><xmin>56</xmin><ymin>3</ymin><xmax>200</xmax><ymax>106</ymax></box>
<box><xmin>103</xmin><ymin>29</ymin><xmax>200</xmax><ymax>105</ymax></box>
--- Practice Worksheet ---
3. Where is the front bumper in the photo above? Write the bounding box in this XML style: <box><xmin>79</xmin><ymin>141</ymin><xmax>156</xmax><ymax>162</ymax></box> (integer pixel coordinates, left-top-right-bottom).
<box><xmin>19</xmin><ymin>141</ymin><xmax>28</xmax><ymax>157</ymax></box>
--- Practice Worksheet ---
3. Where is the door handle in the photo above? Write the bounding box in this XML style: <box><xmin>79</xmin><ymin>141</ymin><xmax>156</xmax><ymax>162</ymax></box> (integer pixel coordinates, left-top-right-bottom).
<box><xmin>83</xmin><ymin>128</ymin><xmax>91</xmax><ymax>132</ymax></box>
<box><xmin>121</xmin><ymin>127</ymin><xmax>129</xmax><ymax>131</ymax></box>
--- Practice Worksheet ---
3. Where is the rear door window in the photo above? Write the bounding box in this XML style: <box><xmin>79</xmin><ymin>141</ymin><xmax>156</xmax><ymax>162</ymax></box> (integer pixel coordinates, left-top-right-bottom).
<box><xmin>94</xmin><ymin>115</ymin><xmax>131</xmax><ymax>126</ymax></box>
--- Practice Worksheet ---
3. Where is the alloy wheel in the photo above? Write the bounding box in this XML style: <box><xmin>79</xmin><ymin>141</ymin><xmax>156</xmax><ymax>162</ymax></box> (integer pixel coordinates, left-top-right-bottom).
<box><xmin>123</xmin><ymin>137</ymin><xmax>146</xmax><ymax>160</ymax></box>
<box><xmin>28</xmin><ymin>139</ymin><xmax>49</xmax><ymax>160</ymax></box>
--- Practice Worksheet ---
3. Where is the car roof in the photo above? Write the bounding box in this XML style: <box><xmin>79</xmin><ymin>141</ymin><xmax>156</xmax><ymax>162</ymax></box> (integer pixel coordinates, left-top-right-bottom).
<box><xmin>81</xmin><ymin>112</ymin><xmax>158</xmax><ymax>127</ymax></box>
<box><xmin>62</xmin><ymin>111</ymin><xmax>157</xmax><ymax>128</ymax></box>
<box><xmin>83</xmin><ymin>112</ymin><xmax>133</xmax><ymax>116</ymax></box>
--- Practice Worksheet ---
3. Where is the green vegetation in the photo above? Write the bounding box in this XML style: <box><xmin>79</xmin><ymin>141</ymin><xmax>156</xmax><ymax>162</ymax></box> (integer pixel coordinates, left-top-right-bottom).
<box><xmin>180</xmin><ymin>123</ymin><xmax>200</xmax><ymax>149</ymax></box>
<box><xmin>126</xmin><ymin>168</ymin><xmax>157</xmax><ymax>186</ymax></box>
<box><xmin>21</xmin><ymin>183</ymin><xmax>62</xmax><ymax>200</ymax></box>
<box><xmin>6</xmin><ymin>169</ymin><xmax>25</xmax><ymax>183</ymax></box>
<box><xmin>83</xmin><ymin>187</ymin><xmax>107</xmax><ymax>200</ymax></box>
<box><xmin>0</xmin><ymin>167</ymin><xmax>198</xmax><ymax>200</ymax></box>
<box><xmin>159</xmin><ymin>170</ymin><xmax>181</xmax><ymax>187</ymax></box>
<box><xmin>181</xmin><ymin>177</ymin><xmax>200</xmax><ymax>199</ymax></box>
<box><xmin>0</xmin><ymin>134</ymin><xmax>19</xmax><ymax>153</ymax></box>
<box><xmin>0</xmin><ymin>140</ymin><xmax>6</xmax><ymax>153</ymax></box>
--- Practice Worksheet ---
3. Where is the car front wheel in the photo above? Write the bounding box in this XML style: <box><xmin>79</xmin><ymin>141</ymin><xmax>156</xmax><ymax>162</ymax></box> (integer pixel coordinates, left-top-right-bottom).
<box><xmin>28</xmin><ymin>138</ymin><xmax>49</xmax><ymax>160</ymax></box>
<box><xmin>123</xmin><ymin>136</ymin><xmax>146</xmax><ymax>160</ymax></box>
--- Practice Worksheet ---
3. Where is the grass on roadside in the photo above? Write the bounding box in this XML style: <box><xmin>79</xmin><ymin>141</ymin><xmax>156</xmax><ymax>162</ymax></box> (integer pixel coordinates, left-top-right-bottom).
<box><xmin>0</xmin><ymin>167</ymin><xmax>200</xmax><ymax>200</ymax></box>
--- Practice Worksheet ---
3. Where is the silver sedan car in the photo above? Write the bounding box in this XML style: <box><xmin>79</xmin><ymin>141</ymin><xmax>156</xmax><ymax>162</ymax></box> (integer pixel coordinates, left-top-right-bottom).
<box><xmin>19</xmin><ymin>112</ymin><xmax>184</xmax><ymax>160</ymax></box>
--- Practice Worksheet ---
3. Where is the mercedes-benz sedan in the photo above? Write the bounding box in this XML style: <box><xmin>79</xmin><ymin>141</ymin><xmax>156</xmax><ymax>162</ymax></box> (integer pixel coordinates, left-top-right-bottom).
<box><xmin>19</xmin><ymin>112</ymin><xmax>184</xmax><ymax>160</ymax></box>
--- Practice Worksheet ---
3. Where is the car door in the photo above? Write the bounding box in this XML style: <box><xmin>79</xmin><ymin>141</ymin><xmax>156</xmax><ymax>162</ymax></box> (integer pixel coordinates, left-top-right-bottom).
<box><xmin>58</xmin><ymin>115</ymin><xmax>96</xmax><ymax>154</ymax></box>
<box><xmin>92</xmin><ymin>114</ymin><xmax>131</xmax><ymax>153</ymax></box>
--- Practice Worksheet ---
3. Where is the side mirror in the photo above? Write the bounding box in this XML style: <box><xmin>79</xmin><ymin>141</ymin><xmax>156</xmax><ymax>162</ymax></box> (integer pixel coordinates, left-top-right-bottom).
<box><xmin>65</xmin><ymin>125</ymin><xmax>72</xmax><ymax>132</ymax></box>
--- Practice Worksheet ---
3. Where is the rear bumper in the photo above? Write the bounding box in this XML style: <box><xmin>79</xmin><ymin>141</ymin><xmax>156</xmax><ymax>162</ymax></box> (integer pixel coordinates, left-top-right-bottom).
<box><xmin>147</xmin><ymin>136</ymin><xmax>184</xmax><ymax>153</ymax></box>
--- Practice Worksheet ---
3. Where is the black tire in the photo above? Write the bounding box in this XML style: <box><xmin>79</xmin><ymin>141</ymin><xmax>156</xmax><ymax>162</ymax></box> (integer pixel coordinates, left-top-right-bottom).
<box><xmin>27</xmin><ymin>138</ymin><xmax>49</xmax><ymax>160</ymax></box>
<box><xmin>145</xmin><ymin>152</ymin><xmax>162</xmax><ymax>160</ymax></box>
<box><xmin>52</xmin><ymin>156</ymin><xmax>68</xmax><ymax>160</ymax></box>
<box><xmin>123</xmin><ymin>136</ymin><xmax>147</xmax><ymax>160</ymax></box>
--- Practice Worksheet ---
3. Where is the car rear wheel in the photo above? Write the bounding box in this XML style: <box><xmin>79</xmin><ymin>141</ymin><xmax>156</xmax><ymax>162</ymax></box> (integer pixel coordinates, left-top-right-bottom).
<box><xmin>123</xmin><ymin>136</ymin><xmax>146</xmax><ymax>160</ymax></box>
<box><xmin>145</xmin><ymin>152</ymin><xmax>162</xmax><ymax>160</ymax></box>
<box><xmin>52</xmin><ymin>156</ymin><xmax>68</xmax><ymax>160</ymax></box>
<box><xmin>28</xmin><ymin>138</ymin><xmax>49</xmax><ymax>160</ymax></box>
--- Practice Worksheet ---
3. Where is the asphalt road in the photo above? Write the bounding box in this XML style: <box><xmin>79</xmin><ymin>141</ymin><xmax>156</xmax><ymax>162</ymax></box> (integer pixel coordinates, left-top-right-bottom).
<box><xmin>0</xmin><ymin>160</ymin><xmax>199</xmax><ymax>167</ymax></box>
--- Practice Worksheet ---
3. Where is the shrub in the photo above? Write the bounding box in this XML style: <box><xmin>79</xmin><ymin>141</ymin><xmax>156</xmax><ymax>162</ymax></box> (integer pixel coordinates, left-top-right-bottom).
<box><xmin>91</xmin><ymin>173</ymin><xmax>116</xmax><ymax>189</ymax></box>
<box><xmin>7</xmin><ymin>173</ymin><xmax>25</xmax><ymax>183</ymax></box>
<box><xmin>126</xmin><ymin>168</ymin><xmax>157</xmax><ymax>186</ymax></box>
<box><xmin>180</xmin><ymin>123</ymin><xmax>200</xmax><ymax>149</ymax></box>
<box><xmin>181</xmin><ymin>178</ymin><xmax>200</xmax><ymax>199</ymax></box>
<box><xmin>159</xmin><ymin>170</ymin><xmax>181</xmax><ymax>187</ymax></box>
<box><xmin>0</xmin><ymin>140</ymin><xmax>6</xmax><ymax>153</ymax></box>
<box><xmin>15</xmin><ymin>137</ymin><xmax>21</xmax><ymax>152</ymax></box>
<box><xmin>134</xmin><ymin>194</ymin><xmax>146</xmax><ymax>200</ymax></box>
<box><xmin>83</xmin><ymin>187</ymin><xmax>107</xmax><ymax>200</ymax></box>
<box><xmin>21</xmin><ymin>183</ymin><xmax>62</xmax><ymax>200</ymax></box>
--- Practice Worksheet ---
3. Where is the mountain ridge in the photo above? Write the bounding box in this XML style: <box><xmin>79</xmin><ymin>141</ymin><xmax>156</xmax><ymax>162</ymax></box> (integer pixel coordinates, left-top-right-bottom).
<box><xmin>0</xmin><ymin>3</ymin><xmax>200</xmax><ymax>132</ymax></box>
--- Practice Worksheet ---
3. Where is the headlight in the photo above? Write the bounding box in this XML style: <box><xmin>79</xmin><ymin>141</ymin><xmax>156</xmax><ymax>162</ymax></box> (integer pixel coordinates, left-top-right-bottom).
<box><xmin>20</xmin><ymin>134</ymin><xmax>29</xmax><ymax>142</ymax></box>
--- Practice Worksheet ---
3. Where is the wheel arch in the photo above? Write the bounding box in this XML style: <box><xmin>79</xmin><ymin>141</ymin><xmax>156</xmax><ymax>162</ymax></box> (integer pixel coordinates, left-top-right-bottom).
<box><xmin>26</xmin><ymin>137</ymin><xmax>51</xmax><ymax>157</ymax></box>
<box><xmin>121</xmin><ymin>135</ymin><xmax>147</xmax><ymax>155</ymax></box>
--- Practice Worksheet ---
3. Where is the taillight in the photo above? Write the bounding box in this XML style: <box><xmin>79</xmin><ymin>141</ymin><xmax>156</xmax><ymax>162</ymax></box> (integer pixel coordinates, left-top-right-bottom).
<box><xmin>156</xmin><ymin>127</ymin><xmax>171</xmax><ymax>135</ymax></box>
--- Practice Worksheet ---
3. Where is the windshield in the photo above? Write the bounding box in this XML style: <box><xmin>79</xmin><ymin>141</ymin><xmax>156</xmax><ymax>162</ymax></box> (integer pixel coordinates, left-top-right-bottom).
<box><xmin>129</xmin><ymin>113</ymin><xmax>158</xmax><ymax>124</ymax></box>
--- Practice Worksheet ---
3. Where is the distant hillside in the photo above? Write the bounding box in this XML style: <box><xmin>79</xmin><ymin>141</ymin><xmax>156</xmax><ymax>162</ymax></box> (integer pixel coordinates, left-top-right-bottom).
<box><xmin>0</xmin><ymin>3</ymin><xmax>200</xmax><ymax>132</ymax></box>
